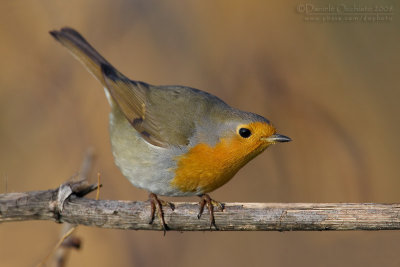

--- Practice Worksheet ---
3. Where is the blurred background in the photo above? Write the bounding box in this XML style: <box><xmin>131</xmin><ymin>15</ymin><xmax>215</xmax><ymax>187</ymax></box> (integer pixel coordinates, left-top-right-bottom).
<box><xmin>0</xmin><ymin>1</ymin><xmax>399</xmax><ymax>266</ymax></box>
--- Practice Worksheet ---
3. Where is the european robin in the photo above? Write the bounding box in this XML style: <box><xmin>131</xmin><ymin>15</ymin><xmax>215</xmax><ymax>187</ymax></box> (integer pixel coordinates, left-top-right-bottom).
<box><xmin>50</xmin><ymin>27</ymin><xmax>291</xmax><ymax>232</ymax></box>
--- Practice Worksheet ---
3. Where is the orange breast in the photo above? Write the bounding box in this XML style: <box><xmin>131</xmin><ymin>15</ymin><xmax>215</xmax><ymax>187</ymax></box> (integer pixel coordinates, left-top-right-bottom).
<box><xmin>170</xmin><ymin>135</ymin><xmax>265</xmax><ymax>194</ymax></box>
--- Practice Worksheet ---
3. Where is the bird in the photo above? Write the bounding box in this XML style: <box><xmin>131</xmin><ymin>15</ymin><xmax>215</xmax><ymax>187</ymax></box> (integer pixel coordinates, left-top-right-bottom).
<box><xmin>49</xmin><ymin>27</ymin><xmax>291</xmax><ymax>233</ymax></box>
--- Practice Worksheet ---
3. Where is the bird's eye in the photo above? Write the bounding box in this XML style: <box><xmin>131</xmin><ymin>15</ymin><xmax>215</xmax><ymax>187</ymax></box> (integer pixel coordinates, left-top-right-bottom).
<box><xmin>238</xmin><ymin>128</ymin><xmax>251</xmax><ymax>138</ymax></box>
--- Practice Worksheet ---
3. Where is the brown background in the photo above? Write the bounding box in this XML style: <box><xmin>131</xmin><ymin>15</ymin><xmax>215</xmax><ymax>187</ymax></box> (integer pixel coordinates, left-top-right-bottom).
<box><xmin>1</xmin><ymin>1</ymin><xmax>399</xmax><ymax>266</ymax></box>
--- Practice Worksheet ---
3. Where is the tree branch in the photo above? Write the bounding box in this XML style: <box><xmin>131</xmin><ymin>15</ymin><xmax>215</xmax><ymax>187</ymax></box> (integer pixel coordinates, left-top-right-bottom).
<box><xmin>1</xmin><ymin>183</ymin><xmax>400</xmax><ymax>231</ymax></box>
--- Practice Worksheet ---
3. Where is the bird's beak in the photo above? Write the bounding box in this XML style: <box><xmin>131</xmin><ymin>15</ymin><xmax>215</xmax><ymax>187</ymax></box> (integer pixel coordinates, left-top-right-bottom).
<box><xmin>262</xmin><ymin>134</ymin><xmax>292</xmax><ymax>144</ymax></box>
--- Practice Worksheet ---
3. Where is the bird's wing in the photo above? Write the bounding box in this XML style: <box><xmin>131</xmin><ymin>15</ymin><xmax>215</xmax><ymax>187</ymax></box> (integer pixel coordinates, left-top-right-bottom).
<box><xmin>101</xmin><ymin>64</ymin><xmax>194</xmax><ymax>147</ymax></box>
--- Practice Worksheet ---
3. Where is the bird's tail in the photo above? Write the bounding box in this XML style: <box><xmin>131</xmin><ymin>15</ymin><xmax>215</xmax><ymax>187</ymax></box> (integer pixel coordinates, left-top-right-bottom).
<box><xmin>50</xmin><ymin>27</ymin><xmax>114</xmax><ymax>86</ymax></box>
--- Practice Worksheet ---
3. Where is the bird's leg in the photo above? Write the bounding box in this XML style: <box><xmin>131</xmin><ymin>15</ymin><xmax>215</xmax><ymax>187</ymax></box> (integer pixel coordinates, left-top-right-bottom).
<box><xmin>148</xmin><ymin>193</ymin><xmax>175</xmax><ymax>235</ymax></box>
<box><xmin>197</xmin><ymin>194</ymin><xmax>224</xmax><ymax>229</ymax></box>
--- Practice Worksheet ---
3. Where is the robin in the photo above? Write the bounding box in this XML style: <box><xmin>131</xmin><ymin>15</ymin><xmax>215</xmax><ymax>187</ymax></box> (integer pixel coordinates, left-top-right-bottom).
<box><xmin>50</xmin><ymin>27</ymin><xmax>291</xmax><ymax>233</ymax></box>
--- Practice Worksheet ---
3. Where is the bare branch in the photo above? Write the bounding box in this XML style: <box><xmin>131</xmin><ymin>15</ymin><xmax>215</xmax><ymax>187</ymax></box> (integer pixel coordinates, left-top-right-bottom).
<box><xmin>1</xmin><ymin>183</ymin><xmax>400</xmax><ymax>231</ymax></box>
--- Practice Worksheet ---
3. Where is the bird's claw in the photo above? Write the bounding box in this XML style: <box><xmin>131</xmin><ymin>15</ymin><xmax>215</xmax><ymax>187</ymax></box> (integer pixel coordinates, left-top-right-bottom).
<box><xmin>148</xmin><ymin>193</ymin><xmax>174</xmax><ymax>235</ymax></box>
<box><xmin>197</xmin><ymin>194</ymin><xmax>224</xmax><ymax>229</ymax></box>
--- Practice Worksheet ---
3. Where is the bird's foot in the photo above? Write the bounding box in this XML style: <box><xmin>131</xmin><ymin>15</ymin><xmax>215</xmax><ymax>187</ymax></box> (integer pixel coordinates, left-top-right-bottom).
<box><xmin>197</xmin><ymin>194</ymin><xmax>224</xmax><ymax>229</ymax></box>
<box><xmin>148</xmin><ymin>193</ymin><xmax>175</xmax><ymax>235</ymax></box>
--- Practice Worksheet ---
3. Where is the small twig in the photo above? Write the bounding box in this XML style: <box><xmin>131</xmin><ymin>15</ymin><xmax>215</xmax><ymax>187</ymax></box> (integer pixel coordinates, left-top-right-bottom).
<box><xmin>37</xmin><ymin>227</ymin><xmax>77</xmax><ymax>267</ymax></box>
<box><xmin>96</xmin><ymin>172</ymin><xmax>101</xmax><ymax>201</ymax></box>
<box><xmin>52</xmin><ymin>223</ymin><xmax>80</xmax><ymax>267</ymax></box>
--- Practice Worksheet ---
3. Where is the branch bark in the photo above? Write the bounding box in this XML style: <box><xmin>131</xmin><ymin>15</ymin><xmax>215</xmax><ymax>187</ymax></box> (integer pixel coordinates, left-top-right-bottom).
<box><xmin>1</xmin><ymin>184</ymin><xmax>400</xmax><ymax>231</ymax></box>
